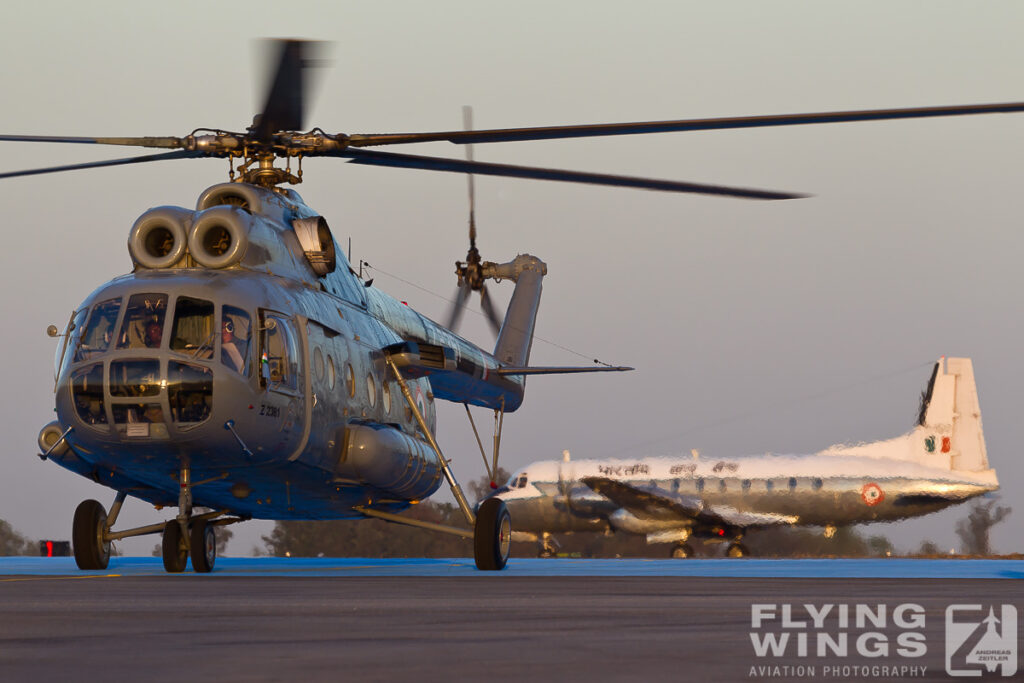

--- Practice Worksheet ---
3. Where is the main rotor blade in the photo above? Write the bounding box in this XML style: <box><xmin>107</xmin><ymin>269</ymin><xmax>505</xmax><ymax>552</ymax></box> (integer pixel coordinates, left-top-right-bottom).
<box><xmin>252</xmin><ymin>40</ymin><xmax>306</xmax><ymax>140</ymax></box>
<box><xmin>0</xmin><ymin>150</ymin><xmax>204</xmax><ymax>180</ymax></box>
<box><xmin>347</xmin><ymin>101</ymin><xmax>1024</xmax><ymax>147</ymax></box>
<box><xmin>252</xmin><ymin>39</ymin><xmax>327</xmax><ymax>140</ymax></box>
<box><xmin>463</xmin><ymin>105</ymin><xmax>477</xmax><ymax>247</ymax></box>
<box><xmin>479</xmin><ymin>286</ymin><xmax>502</xmax><ymax>337</ymax></box>
<box><xmin>337</xmin><ymin>148</ymin><xmax>803</xmax><ymax>200</ymax></box>
<box><xmin>0</xmin><ymin>135</ymin><xmax>185</xmax><ymax>148</ymax></box>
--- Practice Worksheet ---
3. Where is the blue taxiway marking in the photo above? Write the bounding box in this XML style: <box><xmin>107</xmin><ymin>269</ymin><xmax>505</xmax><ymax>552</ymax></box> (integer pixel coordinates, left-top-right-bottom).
<box><xmin>0</xmin><ymin>557</ymin><xmax>1021</xmax><ymax>578</ymax></box>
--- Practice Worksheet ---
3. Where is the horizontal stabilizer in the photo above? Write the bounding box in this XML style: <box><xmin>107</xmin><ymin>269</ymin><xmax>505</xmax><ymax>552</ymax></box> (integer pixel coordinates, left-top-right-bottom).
<box><xmin>495</xmin><ymin>365</ymin><xmax>633</xmax><ymax>376</ymax></box>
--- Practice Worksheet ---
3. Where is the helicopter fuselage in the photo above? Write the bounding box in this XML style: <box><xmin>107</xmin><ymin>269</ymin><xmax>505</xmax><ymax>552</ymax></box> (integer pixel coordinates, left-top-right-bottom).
<box><xmin>44</xmin><ymin>182</ymin><xmax>526</xmax><ymax>521</ymax></box>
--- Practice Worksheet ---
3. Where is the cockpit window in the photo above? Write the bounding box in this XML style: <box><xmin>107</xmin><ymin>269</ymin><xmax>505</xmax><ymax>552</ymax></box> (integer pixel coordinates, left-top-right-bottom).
<box><xmin>75</xmin><ymin>298</ymin><xmax>122</xmax><ymax>361</ymax></box>
<box><xmin>109</xmin><ymin>360</ymin><xmax>160</xmax><ymax>397</ymax></box>
<box><xmin>221</xmin><ymin>306</ymin><xmax>252</xmax><ymax>375</ymax></box>
<box><xmin>170</xmin><ymin>297</ymin><xmax>215</xmax><ymax>358</ymax></box>
<box><xmin>56</xmin><ymin>308</ymin><xmax>88</xmax><ymax>379</ymax></box>
<box><xmin>71</xmin><ymin>363</ymin><xmax>107</xmax><ymax>426</ymax></box>
<box><xmin>261</xmin><ymin>313</ymin><xmax>299</xmax><ymax>391</ymax></box>
<box><xmin>168</xmin><ymin>361</ymin><xmax>212</xmax><ymax>425</ymax></box>
<box><xmin>516</xmin><ymin>474</ymin><xmax>528</xmax><ymax>488</ymax></box>
<box><xmin>117</xmin><ymin>294</ymin><xmax>168</xmax><ymax>350</ymax></box>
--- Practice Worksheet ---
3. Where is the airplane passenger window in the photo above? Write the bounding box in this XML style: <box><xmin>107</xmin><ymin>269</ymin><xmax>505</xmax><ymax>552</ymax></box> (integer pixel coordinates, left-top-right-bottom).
<box><xmin>812</xmin><ymin>478</ymin><xmax>823</xmax><ymax>490</ymax></box>
<box><xmin>789</xmin><ymin>477</ymin><xmax>798</xmax><ymax>491</ymax></box>
<box><xmin>261</xmin><ymin>314</ymin><xmax>298</xmax><ymax>391</ymax></box>
<box><xmin>221</xmin><ymin>306</ymin><xmax>252</xmax><ymax>375</ymax></box>
<box><xmin>71</xmin><ymin>363</ymin><xmax>107</xmax><ymax>426</ymax></box>
<box><xmin>719</xmin><ymin>479</ymin><xmax>727</xmax><ymax>492</ymax></box>
<box><xmin>696</xmin><ymin>478</ymin><xmax>705</xmax><ymax>493</ymax></box>
<box><xmin>76</xmin><ymin>298</ymin><xmax>122</xmax><ymax>361</ymax></box>
<box><xmin>742</xmin><ymin>479</ymin><xmax>751</xmax><ymax>493</ymax></box>
<box><xmin>116</xmin><ymin>293</ymin><xmax>168</xmax><ymax>350</ymax></box>
<box><xmin>170</xmin><ymin>297</ymin><xmax>215</xmax><ymax>358</ymax></box>
<box><xmin>765</xmin><ymin>480</ymin><xmax>774</xmax><ymax>492</ymax></box>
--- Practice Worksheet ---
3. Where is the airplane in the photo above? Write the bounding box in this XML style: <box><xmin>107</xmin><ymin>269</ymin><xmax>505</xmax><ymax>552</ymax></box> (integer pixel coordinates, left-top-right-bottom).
<box><xmin>492</xmin><ymin>357</ymin><xmax>998</xmax><ymax>558</ymax></box>
<box><xmin>8</xmin><ymin>40</ymin><xmax>1021</xmax><ymax>573</ymax></box>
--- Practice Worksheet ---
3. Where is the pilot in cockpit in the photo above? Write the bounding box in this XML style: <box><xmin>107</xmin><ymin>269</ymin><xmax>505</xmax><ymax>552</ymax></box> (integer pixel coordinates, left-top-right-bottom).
<box><xmin>221</xmin><ymin>319</ymin><xmax>245</xmax><ymax>372</ymax></box>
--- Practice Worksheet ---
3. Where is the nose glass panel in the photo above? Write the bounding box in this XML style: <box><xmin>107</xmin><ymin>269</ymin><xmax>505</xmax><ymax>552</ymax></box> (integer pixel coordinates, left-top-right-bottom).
<box><xmin>168</xmin><ymin>361</ymin><xmax>213</xmax><ymax>425</ymax></box>
<box><xmin>113</xmin><ymin>403</ymin><xmax>168</xmax><ymax>439</ymax></box>
<box><xmin>71</xmin><ymin>363</ymin><xmax>107</xmax><ymax>426</ymax></box>
<box><xmin>109</xmin><ymin>360</ymin><xmax>161</xmax><ymax>397</ymax></box>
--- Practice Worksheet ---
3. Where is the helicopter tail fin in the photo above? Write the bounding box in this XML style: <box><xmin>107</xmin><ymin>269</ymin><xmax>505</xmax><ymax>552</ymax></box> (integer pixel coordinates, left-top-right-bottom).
<box><xmin>492</xmin><ymin>255</ymin><xmax>547</xmax><ymax>368</ymax></box>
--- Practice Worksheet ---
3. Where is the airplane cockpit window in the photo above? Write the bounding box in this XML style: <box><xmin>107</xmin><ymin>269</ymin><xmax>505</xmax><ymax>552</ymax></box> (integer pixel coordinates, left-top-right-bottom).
<box><xmin>75</xmin><ymin>298</ymin><xmax>122</xmax><ymax>362</ymax></box>
<box><xmin>221</xmin><ymin>306</ymin><xmax>252</xmax><ymax>375</ymax></box>
<box><xmin>516</xmin><ymin>474</ymin><xmax>528</xmax><ymax>488</ymax></box>
<box><xmin>168</xmin><ymin>361</ymin><xmax>213</xmax><ymax>425</ymax></box>
<box><xmin>170</xmin><ymin>297</ymin><xmax>215</xmax><ymax>358</ymax></box>
<box><xmin>116</xmin><ymin>294</ymin><xmax>168</xmax><ymax>350</ymax></box>
<box><xmin>71</xmin><ymin>363</ymin><xmax>107</xmax><ymax>426</ymax></box>
<box><xmin>261</xmin><ymin>314</ymin><xmax>298</xmax><ymax>391</ymax></box>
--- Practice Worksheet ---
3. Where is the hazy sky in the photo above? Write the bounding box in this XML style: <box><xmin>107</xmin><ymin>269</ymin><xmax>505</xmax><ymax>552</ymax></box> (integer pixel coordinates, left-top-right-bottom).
<box><xmin>1</xmin><ymin>1</ymin><xmax>1022</xmax><ymax>556</ymax></box>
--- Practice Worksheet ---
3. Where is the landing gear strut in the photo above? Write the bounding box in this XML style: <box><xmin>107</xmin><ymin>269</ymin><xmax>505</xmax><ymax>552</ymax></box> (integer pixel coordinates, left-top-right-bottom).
<box><xmin>71</xmin><ymin>467</ymin><xmax>244</xmax><ymax>574</ymax></box>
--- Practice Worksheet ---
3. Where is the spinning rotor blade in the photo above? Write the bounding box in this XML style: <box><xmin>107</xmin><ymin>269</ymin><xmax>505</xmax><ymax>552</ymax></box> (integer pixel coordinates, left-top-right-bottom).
<box><xmin>463</xmin><ymin>105</ymin><xmax>477</xmax><ymax>246</ymax></box>
<box><xmin>0</xmin><ymin>150</ymin><xmax>204</xmax><ymax>180</ymax></box>
<box><xmin>251</xmin><ymin>39</ymin><xmax>327</xmax><ymax>140</ymax></box>
<box><xmin>0</xmin><ymin>134</ymin><xmax>185</xmax><ymax>148</ymax></box>
<box><xmin>338</xmin><ymin>148</ymin><xmax>802</xmax><ymax>199</ymax></box>
<box><xmin>479</xmin><ymin>286</ymin><xmax>502</xmax><ymax>337</ymax></box>
<box><xmin>445</xmin><ymin>282</ymin><xmax>473</xmax><ymax>332</ymax></box>
<box><xmin>346</xmin><ymin>101</ymin><xmax>1024</xmax><ymax>147</ymax></box>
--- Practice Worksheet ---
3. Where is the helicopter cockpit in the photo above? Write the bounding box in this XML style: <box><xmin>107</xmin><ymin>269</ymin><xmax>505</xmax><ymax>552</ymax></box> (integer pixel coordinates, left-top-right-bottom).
<box><xmin>58</xmin><ymin>288</ymin><xmax>267</xmax><ymax>440</ymax></box>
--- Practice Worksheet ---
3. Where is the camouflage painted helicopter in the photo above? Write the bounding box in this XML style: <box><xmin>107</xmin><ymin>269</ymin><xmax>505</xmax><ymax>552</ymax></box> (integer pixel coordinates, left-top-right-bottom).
<box><xmin>8</xmin><ymin>41</ymin><xmax>1024</xmax><ymax>573</ymax></box>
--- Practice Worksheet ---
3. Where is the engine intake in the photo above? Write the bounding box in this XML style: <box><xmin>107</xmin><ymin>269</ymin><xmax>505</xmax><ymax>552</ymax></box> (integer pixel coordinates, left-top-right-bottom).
<box><xmin>127</xmin><ymin>207</ymin><xmax>191</xmax><ymax>269</ymax></box>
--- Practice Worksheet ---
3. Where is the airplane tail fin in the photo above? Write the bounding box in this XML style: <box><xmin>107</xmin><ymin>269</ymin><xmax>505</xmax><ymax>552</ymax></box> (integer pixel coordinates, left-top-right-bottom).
<box><xmin>819</xmin><ymin>357</ymin><xmax>993</xmax><ymax>477</ymax></box>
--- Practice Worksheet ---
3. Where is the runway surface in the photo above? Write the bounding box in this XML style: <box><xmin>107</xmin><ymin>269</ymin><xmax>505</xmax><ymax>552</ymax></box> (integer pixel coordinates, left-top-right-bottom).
<box><xmin>0</xmin><ymin>555</ymin><xmax>1022</xmax><ymax>578</ymax></box>
<box><xmin>1</xmin><ymin>558</ymin><xmax>1020</xmax><ymax>682</ymax></box>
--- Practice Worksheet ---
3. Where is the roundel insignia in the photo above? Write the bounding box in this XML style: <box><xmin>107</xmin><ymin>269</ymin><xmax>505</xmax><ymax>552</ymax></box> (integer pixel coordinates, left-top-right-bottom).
<box><xmin>861</xmin><ymin>483</ymin><xmax>884</xmax><ymax>506</ymax></box>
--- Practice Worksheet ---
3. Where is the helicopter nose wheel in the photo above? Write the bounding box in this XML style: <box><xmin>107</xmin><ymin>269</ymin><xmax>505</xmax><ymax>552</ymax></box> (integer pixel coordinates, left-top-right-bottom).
<box><xmin>161</xmin><ymin>521</ymin><xmax>189</xmax><ymax>573</ymax></box>
<box><xmin>190</xmin><ymin>519</ymin><xmax>217</xmax><ymax>573</ymax></box>
<box><xmin>670</xmin><ymin>543</ymin><xmax>695</xmax><ymax>559</ymax></box>
<box><xmin>72</xmin><ymin>499</ymin><xmax>111</xmax><ymax>570</ymax></box>
<box><xmin>726</xmin><ymin>542</ymin><xmax>749</xmax><ymax>558</ymax></box>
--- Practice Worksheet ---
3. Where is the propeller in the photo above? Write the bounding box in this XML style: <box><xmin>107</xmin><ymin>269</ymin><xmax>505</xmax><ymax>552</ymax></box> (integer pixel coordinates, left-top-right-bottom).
<box><xmin>443</xmin><ymin>106</ymin><xmax>504</xmax><ymax>336</ymax></box>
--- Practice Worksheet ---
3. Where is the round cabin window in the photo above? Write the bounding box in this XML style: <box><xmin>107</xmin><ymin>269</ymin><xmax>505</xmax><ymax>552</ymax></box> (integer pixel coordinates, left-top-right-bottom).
<box><xmin>313</xmin><ymin>347</ymin><xmax>324</xmax><ymax>381</ymax></box>
<box><xmin>366</xmin><ymin>374</ymin><xmax>376</xmax><ymax>407</ymax></box>
<box><xmin>327</xmin><ymin>355</ymin><xmax>336</xmax><ymax>390</ymax></box>
<box><xmin>346</xmin><ymin>363</ymin><xmax>355</xmax><ymax>398</ymax></box>
<box><xmin>382</xmin><ymin>382</ymin><xmax>391</xmax><ymax>414</ymax></box>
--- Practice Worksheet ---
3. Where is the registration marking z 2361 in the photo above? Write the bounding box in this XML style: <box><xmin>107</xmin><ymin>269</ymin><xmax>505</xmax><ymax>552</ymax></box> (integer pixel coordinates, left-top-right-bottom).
<box><xmin>259</xmin><ymin>404</ymin><xmax>281</xmax><ymax>418</ymax></box>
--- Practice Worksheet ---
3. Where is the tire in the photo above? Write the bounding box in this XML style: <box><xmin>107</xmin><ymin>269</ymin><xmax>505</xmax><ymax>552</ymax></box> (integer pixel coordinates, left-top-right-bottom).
<box><xmin>72</xmin><ymin>500</ymin><xmax>110</xmax><ymax>570</ymax></box>
<box><xmin>726</xmin><ymin>543</ymin><xmax>749</xmax><ymax>559</ymax></box>
<box><xmin>671</xmin><ymin>543</ymin><xmax>694</xmax><ymax>559</ymax></box>
<box><xmin>474</xmin><ymin>498</ymin><xmax>511</xmax><ymax>571</ymax></box>
<box><xmin>162</xmin><ymin>521</ymin><xmax>188</xmax><ymax>573</ymax></box>
<box><xmin>190</xmin><ymin>520</ymin><xmax>216</xmax><ymax>573</ymax></box>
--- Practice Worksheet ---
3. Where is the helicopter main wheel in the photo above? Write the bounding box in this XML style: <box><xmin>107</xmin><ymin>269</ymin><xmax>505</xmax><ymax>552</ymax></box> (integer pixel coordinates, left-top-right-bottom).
<box><xmin>670</xmin><ymin>543</ymin><xmax>694</xmax><ymax>559</ymax></box>
<box><xmin>726</xmin><ymin>542</ymin><xmax>749</xmax><ymax>559</ymax></box>
<box><xmin>72</xmin><ymin>499</ymin><xmax>110</xmax><ymax>570</ymax></box>
<box><xmin>162</xmin><ymin>521</ymin><xmax>188</xmax><ymax>573</ymax></box>
<box><xmin>474</xmin><ymin>498</ymin><xmax>511</xmax><ymax>571</ymax></box>
<box><xmin>538</xmin><ymin>548</ymin><xmax>556</xmax><ymax>559</ymax></box>
<box><xmin>190</xmin><ymin>519</ymin><xmax>216</xmax><ymax>573</ymax></box>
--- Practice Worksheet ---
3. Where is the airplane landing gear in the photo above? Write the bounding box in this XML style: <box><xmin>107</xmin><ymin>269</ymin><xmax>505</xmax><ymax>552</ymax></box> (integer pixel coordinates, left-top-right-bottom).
<box><xmin>72</xmin><ymin>499</ymin><xmax>111</xmax><ymax>570</ymax></box>
<box><xmin>190</xmin><ymin>519</ymin><xmax>217</xmax><ymax>573</ymax></box>
<box><xmin>670</xmin><ymin>543</ymin><xmax>694</xmax><ymax>559</ymax></box>
<box><xmin>726</xmin><ymin>542</ymin><xmax>749</xmax><ymax>558</ymax></box>
<box><xmin>474</xmin><ymin>498</ymin><xmax>511</xmax><ymax>570</ymax></box>
<box><xmin>538</xmin><ymin>532</ymin><xmax>559</xmax><ymax>558</ymax></box>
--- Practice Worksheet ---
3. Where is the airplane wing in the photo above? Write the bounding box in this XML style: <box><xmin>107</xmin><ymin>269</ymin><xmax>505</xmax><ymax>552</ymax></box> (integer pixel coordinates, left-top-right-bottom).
<box><xmin>581</xmin><ymin>476</ymin><xmax>798</xmax><ymax>529</ymax></box>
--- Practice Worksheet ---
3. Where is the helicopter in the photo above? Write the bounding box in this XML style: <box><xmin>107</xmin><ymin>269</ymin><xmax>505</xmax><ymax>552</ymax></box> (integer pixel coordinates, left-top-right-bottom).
<box><xmin>9</xmin><ymin>40</ymin><xmax>1024</xmax><ymax>572</ymax></box>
